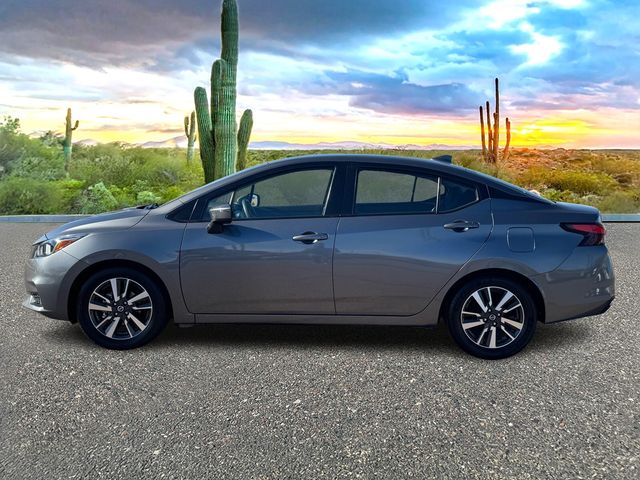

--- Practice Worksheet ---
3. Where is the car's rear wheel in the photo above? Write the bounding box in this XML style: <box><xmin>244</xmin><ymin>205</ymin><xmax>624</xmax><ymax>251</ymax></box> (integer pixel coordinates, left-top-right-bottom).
<box><xmin>447</xmin><ymin>277</ymin><xmax>537</xmax><ymax>359</ymax></box>
<box><xmin>76</xmin><ymin>267</ymin><xmax>168</xmax><ymax>350</ymax></box>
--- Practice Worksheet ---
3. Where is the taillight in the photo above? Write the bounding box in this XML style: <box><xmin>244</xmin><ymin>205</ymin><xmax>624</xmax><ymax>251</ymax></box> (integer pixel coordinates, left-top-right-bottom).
<box><xmin>561</xmin><ymin>223</ymin><xmax>606</xmax><ymax>246</ymax></box>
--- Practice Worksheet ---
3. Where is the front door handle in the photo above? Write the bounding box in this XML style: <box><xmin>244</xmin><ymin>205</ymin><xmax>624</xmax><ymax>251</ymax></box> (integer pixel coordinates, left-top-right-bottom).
<box><xmin>443</xmin><ymin>220</ymin><xmax>480</xmax><ymax>232</ymax></box>
<box><xmin>292</xmin><ymin>231</ymin><xmax>329</xmax><ymax>244</ymax></box>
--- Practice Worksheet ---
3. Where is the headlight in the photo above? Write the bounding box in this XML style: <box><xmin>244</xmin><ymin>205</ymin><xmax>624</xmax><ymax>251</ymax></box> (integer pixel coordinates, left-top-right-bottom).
<box><xmin>33</xmin><ymin>234</ymin><xmax>86</xmax><ymax>258</ymax></box>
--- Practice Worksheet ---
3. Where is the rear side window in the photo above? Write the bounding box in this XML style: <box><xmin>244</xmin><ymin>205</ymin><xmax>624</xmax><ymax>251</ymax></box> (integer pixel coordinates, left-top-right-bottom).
<box><xmin>355</xmin><ymin>169</ymin><xmax>439</xmax><ymax>215</ymax></box>
<box><xmin>438</xmin><ymin>178</ymin><xmax>479</xmax><ymax>212</ymax></box>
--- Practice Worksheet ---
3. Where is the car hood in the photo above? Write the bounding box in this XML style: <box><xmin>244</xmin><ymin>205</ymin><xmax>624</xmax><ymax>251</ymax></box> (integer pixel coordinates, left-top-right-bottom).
<box><xmin>42</xmin><ymin>208</ymin><xmax>150</xmax><ymax>241</ymax></box>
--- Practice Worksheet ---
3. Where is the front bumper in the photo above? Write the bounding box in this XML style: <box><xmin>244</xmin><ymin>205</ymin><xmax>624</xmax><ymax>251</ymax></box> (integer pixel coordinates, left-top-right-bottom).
<box><xmin>23</xmin><ymin>250</ymin><xmax>84</xmax><ymax>321</ymax></box>
<box><xmin>533</xmin><ymin>245</ymin><xmax>615</xmax><ymax>323</ymax></box>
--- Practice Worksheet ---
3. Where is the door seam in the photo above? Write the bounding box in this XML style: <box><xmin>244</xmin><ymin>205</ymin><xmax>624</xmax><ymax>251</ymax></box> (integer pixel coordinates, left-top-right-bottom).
<box><xmin>331</xmin><ymin>217</ymin><xmax>341</xmax><ymax>314</ymax></box>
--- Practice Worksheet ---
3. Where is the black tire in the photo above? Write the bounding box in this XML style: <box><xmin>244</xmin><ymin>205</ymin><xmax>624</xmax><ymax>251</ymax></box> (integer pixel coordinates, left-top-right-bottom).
<box><xmin>447</xmin><ymin>276</ymin><xmax>537</xmax><ymax>359</ymax></box>
<box><xmin>76</xmin><ymin>267</ymin><xmax>169</xmax><ymax>350</ymax></box>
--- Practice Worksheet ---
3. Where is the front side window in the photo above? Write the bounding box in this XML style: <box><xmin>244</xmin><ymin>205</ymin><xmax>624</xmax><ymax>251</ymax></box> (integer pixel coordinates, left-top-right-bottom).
<box><xmin>205</xmin><ymin>168</ymin><xmax>335</xmax><ymax>220</ymax></box>
<box><xmin>355</xmin><ymin>169</ymin><xmax>440</xmax><ymax>215</ymax></box>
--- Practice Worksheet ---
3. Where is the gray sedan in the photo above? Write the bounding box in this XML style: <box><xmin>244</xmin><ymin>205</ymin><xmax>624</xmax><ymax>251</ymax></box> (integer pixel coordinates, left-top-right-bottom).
<box><xmin>23</xmin><ymin>155</ymin><xmax>615</xmax><ymax>358</ymax></box>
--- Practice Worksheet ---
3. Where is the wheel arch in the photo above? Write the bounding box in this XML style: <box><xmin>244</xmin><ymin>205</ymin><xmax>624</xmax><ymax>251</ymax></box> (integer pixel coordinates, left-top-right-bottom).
<box><xmin>67</xmin><ymin>259</ymin><xmax>174</xmax><ymax>324</ymax></box>
<box><xmin>438</xmin><ymin>268</ymin><xmax>545</xmax><ymax>324</ymax></box>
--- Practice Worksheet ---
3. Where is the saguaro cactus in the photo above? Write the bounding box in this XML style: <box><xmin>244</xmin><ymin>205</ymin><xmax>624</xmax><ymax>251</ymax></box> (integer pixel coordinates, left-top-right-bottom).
<box><xmin>194</xmin><ymin>0</ymin><xmax>253</xmax><ymax>183</ymax></box>
<box><xmin>236</xmin><ymin>109</ymin><xmax>253</xmax><ymax>171</ymax></box>
<box><xmin>184</xmin><ymin>111</ymin><xmax>197</xmax><ymax>164</ymax></box>
<box><xmin>63</xmin><ymin>108</ymin><xmax>79</xmax><ymax>165</ymax></box>
<box><xmin>479</xmin><ymin>78</ymin><xmax>511</xmax><ymax>163</ymax></box>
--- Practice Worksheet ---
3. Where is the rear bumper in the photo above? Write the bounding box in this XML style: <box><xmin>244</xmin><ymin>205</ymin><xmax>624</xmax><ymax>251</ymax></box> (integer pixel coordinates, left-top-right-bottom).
<box><xmin>532</xmin><ymin>245</ymin><xmax>615</xmax><ymax>323</ymax></box>
<box><xmin>563</xmin><ymin>296</ymin><xmax>614</xmax><ymax>321</ymax></box>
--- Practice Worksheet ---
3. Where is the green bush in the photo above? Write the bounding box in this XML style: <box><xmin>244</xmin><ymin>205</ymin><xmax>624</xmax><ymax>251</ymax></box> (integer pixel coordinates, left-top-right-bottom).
<box><xmin>1</xmin><ymin>117</ymin><xmax>67</xmax><ymax>180</ymax></box>
<box><xmin>158</xmin><ymin>185</ymin><xmax>186</xmax><ymax>203</ymax></box>
<box><xmin>0</xmin><ymin>177</ymin><xmax>64</xmax><ymax>214</ymax></box>
<box><xmin>587</xmin><ymin>155</ymin><xmax>640</xmax><ymax>187</ymax></box>
<box><xmin>57</xmin><ymin>179</ymin><xmax>85</xmax><ymax>213</ymax></box>
<box><xmin>136</xmin><ymin>190</ymin><xmax>161</xmax><ymax>205</ymax></box>
<box><xmin>78</xmin><ymin>182</ymin><xmax>119</xmax><ymax>214</ymax></box>
<box><xmin>518</xmin><ymin>168</ymin><xmax>617</xmax><ymax>195</ymax></box>
<box><xmin>594</xmin><ymin>191</ymin><xmax>640</xmax><ymax>213</ymax></box>
<box><xmin>69</xmin><ymin>144</ymin><xmax>134</xmax><ymax>186</ymax></box>
<box><xmin>10</xmin><ymin>153</ymin><xmax>66</xmax><ymax>181</ymax></box>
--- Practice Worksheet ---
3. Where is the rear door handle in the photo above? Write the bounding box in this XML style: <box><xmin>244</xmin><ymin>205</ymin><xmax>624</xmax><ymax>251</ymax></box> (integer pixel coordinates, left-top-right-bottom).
<box><xmin>292</xmin><ymin>231</ymin><xmax>329</xmax><ymax>244</ymax></box>
<box><xmin>443</xmin><ymin>220</ymin><xmax>480</xmax><ymax>232</ymax></box>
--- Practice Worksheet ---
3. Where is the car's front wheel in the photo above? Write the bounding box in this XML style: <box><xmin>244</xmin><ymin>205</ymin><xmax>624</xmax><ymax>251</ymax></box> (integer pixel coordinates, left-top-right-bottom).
<box><xmin>76</xmin><ymin>267</ymin><xmax>168</xmax><ymax>350</ymax></box>
<box><xmin>447</xmin><ymin>277</ymin><xmax>537</xmax><ymax>359</ymax></box>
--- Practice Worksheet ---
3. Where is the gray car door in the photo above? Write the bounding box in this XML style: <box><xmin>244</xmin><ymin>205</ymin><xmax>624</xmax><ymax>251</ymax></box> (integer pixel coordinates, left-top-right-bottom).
<box><xmin>333</xmin><ymin>167</ymin><xmax>493</xmax><ymax>316</ymax></box>
<box><xmin>180</xmin><ymin>167</ymin><xmax>339</xmax><ymax>314</ymax></box>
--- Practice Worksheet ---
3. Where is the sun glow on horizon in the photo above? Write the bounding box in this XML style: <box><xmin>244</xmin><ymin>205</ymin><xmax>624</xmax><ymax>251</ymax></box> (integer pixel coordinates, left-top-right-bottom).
<box><xmin>10</xmin><ymin>105</ymin><xmax>640</xmax><ymax>150</ymax></box>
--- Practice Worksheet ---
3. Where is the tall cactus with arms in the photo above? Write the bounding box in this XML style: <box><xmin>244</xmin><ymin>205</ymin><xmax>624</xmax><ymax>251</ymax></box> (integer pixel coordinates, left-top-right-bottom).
<box><xmin>63</xmin><ymin>108</ymin><xmax>79</xmax><ymax>166</ymax></box>
<box><xmin>184</xmin><ymin>111</ymin><xmax>197</xmax><ymax>164</ymax></box>
<box><xmin>479</xmin><ymin>78</ymin><xmax>511</xmax><ymax>163</ymax></box>
<box><xmin>194</xmin><ymin>0</ymin><xmax>253</xmax><ymax>183</ymax></box>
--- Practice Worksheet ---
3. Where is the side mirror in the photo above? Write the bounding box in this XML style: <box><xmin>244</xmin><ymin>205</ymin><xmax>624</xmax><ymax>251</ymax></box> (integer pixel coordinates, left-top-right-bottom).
<box><xmin>207</xmin><ymin>204</ymin><xmax>232</xmax><ymax>234</ymax></box>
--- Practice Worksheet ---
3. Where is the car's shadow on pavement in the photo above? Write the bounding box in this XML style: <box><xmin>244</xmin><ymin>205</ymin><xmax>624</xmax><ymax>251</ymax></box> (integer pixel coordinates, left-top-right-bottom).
<box><xmin>42</xmin><ymin>318</ymin><xmax>594</xmax><ymax>356</ymax></box>
<box><xmin>157</xmin><ymin>322</ymin><xmax>454</xmax><ymax>352</ymax></box>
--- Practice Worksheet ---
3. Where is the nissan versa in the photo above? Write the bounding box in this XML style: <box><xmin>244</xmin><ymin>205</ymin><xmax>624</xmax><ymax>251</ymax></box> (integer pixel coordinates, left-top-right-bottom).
<box><xmin>23</xmin><ymin>155</ymin><xmax>615</xmax><ymax>359</ymax></box>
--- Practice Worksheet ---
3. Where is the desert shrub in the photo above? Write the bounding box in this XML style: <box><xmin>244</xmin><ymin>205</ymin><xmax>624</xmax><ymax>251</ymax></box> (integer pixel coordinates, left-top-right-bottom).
<box><xmin>78</xmin><ymin>182</ymin><xmax>119</xmax><ymax>214</ymax></box>
<box><xmin>103</xmin><ymin>185</ymin><xmax>135</xmax><ymax>208</ymax></box>
<box><xmin>539</xmin><ymin>188</ymin><xmax>568</xmax><ymax>202</ymax></box>
<box><xmin>69</xmin><ymin>144</ymin><xmax>135</xmax><ymax>186</ymax></box>
<box><xmin>70</xmin><ymin>145</ymin><xmax>202</xmax><ymax>191</ymax></box>
<box><xmin>57</xmin><ymin>179</ymin><xmax>85</xmax><ymax>213</ymax></box>
<box><xmin>594</xmin><ymin>191</ymin><xmax>640</xmax><ymax>213</ymax></box>
<box><xmin>539</xmin><ymin>188</ymin><xmax>640</xmax><ymax>213</ymax></box>
<box><xmin>0</xmin><ymin>117</ymin><xmax>67</xmax><ymax>180</ymax></box>
<box><xmin>136</xmin><ymin>190</ymin><xmax>161</xmax><ymax>205</ymax></box>
<box><xmin>0</xmin><ymin>177</ymin><xmax>63</xmax><ymax>214</ymax></box>
<box><xmin>10</xmin><ymin>153</ymin><xmax>66</xmax><ymax>181</ymax></box>
<box><xmin>518</xmin><ymin>168</ymin><xmax>617</xmax><ymax>195</ymax></box>
<box><xmin>0</xmin><ymin>117</ymin><xmax>22</xmax><ymax>174</ymax></box>
<box><xmin>158</xmin><ymin>185</ymin><xmax>185</xmax><ymax>203</ymax></box>
<box><xmin>454</xmin><ymin>155</ymin><xmax>514</xmax><ymax>180</ymax></box>
<box><xmin>587</xmin><ymin>155</ymin><xmax>640</xmax><ymax>187</ymax></box>
<box><xmin>131</xmin><ymin>179</ymin><xmax>152</xmax><ymax>193</ymax></box>
<box><xmin>129</xmin><ymin>149</ymin><xmax>180</xmax><ymax>185</ymax></box>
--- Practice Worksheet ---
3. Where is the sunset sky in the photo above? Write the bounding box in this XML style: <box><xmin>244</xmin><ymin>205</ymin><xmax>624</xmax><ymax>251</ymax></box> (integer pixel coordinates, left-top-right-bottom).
<box><xmin>0</xmin><ymin>0</ymin><xmax>638</xmax><ymax>148</ymax></box>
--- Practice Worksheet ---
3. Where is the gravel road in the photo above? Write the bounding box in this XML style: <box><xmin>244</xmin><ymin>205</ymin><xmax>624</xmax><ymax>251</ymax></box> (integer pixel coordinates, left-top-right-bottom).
<box><xmin>1</xmin><ymin>223</ymin><xmax>638</xmax><ymax>479</ymax></box>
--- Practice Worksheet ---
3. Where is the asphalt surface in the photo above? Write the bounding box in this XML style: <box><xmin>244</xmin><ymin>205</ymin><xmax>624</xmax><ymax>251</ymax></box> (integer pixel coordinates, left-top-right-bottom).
<box><xmin>0</xmin><ymin>223</ymin><xmax>638</xmax><ymax>479</ymax></box>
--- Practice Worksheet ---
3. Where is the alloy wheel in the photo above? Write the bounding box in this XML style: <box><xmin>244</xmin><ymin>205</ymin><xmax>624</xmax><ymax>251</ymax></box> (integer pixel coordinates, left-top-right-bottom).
<box><xmin>87</xmin><ymin>277</ymin><xmax>153</xmax><ymax>340</ymax></box>
<box><xmin>460</xmin><ymin>286</ymin><xmax>525</xmax><ymax>349</ymax></box>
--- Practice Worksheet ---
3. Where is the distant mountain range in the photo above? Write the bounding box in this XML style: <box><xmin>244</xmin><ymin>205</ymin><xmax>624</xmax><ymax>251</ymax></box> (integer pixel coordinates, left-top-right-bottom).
<box><xmin>247</xmin><ymin>140</ymin><xmax>475</xmax><ymax>150</ymax></box>
<box><xmin>72</xmin><ymin>136</ymin><xmax>476</xmax><ymax>150</ymax></box>
<box><xmin>76</xmin><ymin>138</ymin><xmax>100</xmax><ymax>146</ymax></box>
<box><xmin>28</xmin><ymin>132</ymin><xmax>610</xmax><ymax>151</ymax></box>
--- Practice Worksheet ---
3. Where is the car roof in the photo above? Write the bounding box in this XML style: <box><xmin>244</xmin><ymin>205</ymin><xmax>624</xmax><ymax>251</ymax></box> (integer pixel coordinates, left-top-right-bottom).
<box><xmin>265</xmin><ymin>153</ymin><xmax>454</xmax><ymax>170</ymax></box>
<box><xmin>160</xmin><ymin>154</ymin><xmax>549</xmax><ymax>210</ymax></box>
<box><xmin>227</xmin><ymin>153</ymin><xmax>488</xmax><ymax>185</ymax></box>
